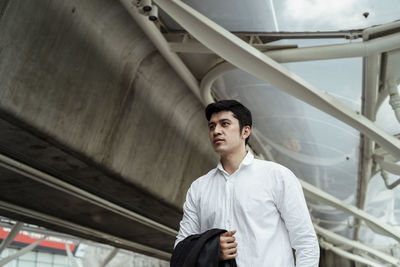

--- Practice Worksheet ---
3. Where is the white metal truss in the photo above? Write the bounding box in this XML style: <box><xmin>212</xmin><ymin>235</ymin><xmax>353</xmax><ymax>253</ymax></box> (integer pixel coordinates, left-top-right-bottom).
<box><xmin>66</xmin><ymin>241</ymin><xmax>83</xmax><ymax>267</ymax></box>
<box><xmin>151</xmin><ymin>0</ymin><xmax>400</xmax><ymax>162</ymax></box>
<box><xmin>319</xmin><ymin>239</ymin><xmax>385</xmax><ymax>267</ymax></box>
<box><xmin>0</xmin><ymin>200</ymin><xmax>171</xmax><ymax>260</ymax></box>
<box><xmin>171</xmin><ymin>31</ymin><xmax>400</xmax><ymax>60</ymax></box>
<box><xmin>0</xmin><ymin>221</ymin><xmax>23</xmax><ymax>254</ymax></box>
<box><xmin>120</xmin><ymin>0</ymin><xmax>400</xmax><ymax>257</ymax></box>
<box><xmin>0</xmin><ymin>218</ymin><xmax>81</xmax><ymax>244</ymax></box>
<box><xmin>0</xmin><ymin>235</ymin><xmax>47</xmax><ymax>266</ymax></box>
<box><xmin>100</xmin><ymin>247</ymin><xmax>120</xmax><ymax>267</ymax></box>
<box><xmin>301</xmin><ymin>178</ymin><xmax>400</xmax><ymax>242</ymax></box>
<box><xmin>314</xmin><ymin>224</ymin><xmax>399</xmax><ymax>266</ymax></box>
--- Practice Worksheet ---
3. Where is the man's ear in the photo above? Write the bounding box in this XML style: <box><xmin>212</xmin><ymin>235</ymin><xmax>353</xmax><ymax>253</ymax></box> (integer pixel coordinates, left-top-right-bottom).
<box><xmin>242</xmin><ymin>126</ymin><xmax>251</xmax><ymax>139</ymax></box>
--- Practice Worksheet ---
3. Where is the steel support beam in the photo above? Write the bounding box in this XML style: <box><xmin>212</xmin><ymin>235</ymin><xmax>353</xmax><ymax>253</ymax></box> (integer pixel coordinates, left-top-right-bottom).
<box><xmin>0</xmin><ymin>219</ymin><xmax>81</xmax><ymax>244</ymax></box>
<box><xmin>66</xmin><ymin>242</ymin><xmax>82</xmax><ymax>267</ymax></box>
<box><xmin>171</xmin><ymin>32</ymin><xmax>400</xmax><ymax>60</ymax></box>
<box><xmin>153</xmin><ymin>0</ymin><xmax>400</xmax><ymax>159</ymax></box>
<box><xmin>0</xmin><ymin>221</ymin><xmax>23</xmax><ymax>254</ymax></box>
<box><xmin>0</xmin><ymin>153</ymin><xmax>177</xmax><ymax>238</ymax></box>
<box><xmin>169</xmin><ymin>42</ymin><xmax>298</xmax><ymax>54</ymax></box>
<box><xmin>0</xmin><ymin>200</ymin><xmax>172</xmax><ymax>260</ymax></box>
<box><xmin>0</xmin><ymin>236</ymin><xmax>46</xmax><ymax>266</ymax></box>
<box><xmin>300</xmin><ymin>179</ymin><xmax>400</xmax><ymax>242</ymax></box>
<box><xmin>319</xmin><ymin>239</ymin><xmax>384</xmax><ymax>267</ymax></box>
<box><xmin>314</xmin><ymin>224</ymin><xmax>399</xmax><ymax>266</ymax></box>
<box><xmin>168</xmin><ymin>30</ymin><xmax>364</xmax><ymax>40</ymax></box>
<box><xmin>100</xmin><ymin>247</ymin><xmax>120</xmax><ymax>267</ymax></box>
<box><xmin>354</xmin><ymin>53</ymin><xmax>381</xmax><ymax>241</ymax></box>
<box><xmin>374</xmin><ymin>155</ymin><xmax>400</xmax><ymax>175</ymax></box>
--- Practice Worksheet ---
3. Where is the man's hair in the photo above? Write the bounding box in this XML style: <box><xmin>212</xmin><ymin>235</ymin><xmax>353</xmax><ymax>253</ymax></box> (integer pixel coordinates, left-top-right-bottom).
<box><xmin>205</xmin><ymin>100</ymin><xmax>252</xmax><ymax>144</ymax></box>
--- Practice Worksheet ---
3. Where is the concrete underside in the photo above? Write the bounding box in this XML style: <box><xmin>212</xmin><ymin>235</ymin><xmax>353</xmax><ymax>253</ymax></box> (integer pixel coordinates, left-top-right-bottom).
<box><xmin>0</xmin><ymin>0</ymin><xmax>218</xmax><ymax>259</ymax></box>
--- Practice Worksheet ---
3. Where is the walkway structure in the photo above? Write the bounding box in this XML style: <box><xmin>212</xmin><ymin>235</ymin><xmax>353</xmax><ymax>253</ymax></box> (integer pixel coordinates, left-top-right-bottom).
<box><xmin>0</xmin><ymin>0</ymin><xmax>399</xmax><ymax>266</ymax></box>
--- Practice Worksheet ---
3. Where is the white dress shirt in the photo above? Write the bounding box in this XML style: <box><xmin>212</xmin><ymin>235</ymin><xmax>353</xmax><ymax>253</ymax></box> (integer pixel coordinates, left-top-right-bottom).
<box><xmin>175</xmin><ymin>151</ymin><xmax>319</xmax><ymax>266</ymax></box>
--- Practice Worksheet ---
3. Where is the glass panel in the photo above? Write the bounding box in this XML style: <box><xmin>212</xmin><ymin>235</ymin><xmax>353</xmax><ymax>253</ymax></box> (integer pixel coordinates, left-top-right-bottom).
<box><xmin>360</xmin><ymin>171</ymin><xmax>400</xmax><ymax>246</ymax></box>
<box><xmin>17</xmin><ymin>261</ymin><xmax>35</xmax><ymax>267</ymax></box>
<box><xmin>159</xmin><ymin>0</ymin><xmax>400</xmax><ymax>32</ymax></box>
<box><xmin>3</xmin><ymin>261</ymin><xmax>17</xmax><ymax>267</ymax></box>
<box><xmin>213</xmin><ymin>50</ymin><xmax>362</xmax><ymax>238</ymax></box>
<box><xmin>37</xmin><ymin>251</ymin><xmax>53</xmax><ymax>263</ymax></box>
<box><xmin>376</xmin><ymin>96</ymin><xmax>400</xmax><ymax>135</ymax></box>
<box><xmin>159</xmin><ymin>0</ymin><xmax>277</xmax><ymax>32</ymax></box>
<box><xmin>19</xmin><ymin>251</ymin><xmax>36</xmax><ymax>261</ymax></box>
<box><xmin>54</xmin><ymin>254</ymin><xmax>69</xmax><ymax>264</ymax></box>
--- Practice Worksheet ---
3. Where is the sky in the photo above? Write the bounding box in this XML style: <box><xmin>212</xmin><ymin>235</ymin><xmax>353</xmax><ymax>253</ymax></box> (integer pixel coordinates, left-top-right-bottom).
<box><xmin>274</xmin><ymin>0</ymin><xmax>400</xmax><ymax>31</ymax></box>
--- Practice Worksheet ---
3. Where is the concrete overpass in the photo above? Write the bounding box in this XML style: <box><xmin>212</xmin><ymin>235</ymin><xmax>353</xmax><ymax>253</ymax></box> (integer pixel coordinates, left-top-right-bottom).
<box><xmin>0</xmin><ymin>0</ymin><xmax>219</xmax><ymax>260</ymax></box>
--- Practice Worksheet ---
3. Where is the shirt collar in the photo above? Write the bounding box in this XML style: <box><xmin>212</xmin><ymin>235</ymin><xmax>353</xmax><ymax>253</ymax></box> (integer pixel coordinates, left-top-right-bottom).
<box><xmin>216</xmin><ymin>151</ymin><xmax>254</xmax><ymax>174</ymax></box>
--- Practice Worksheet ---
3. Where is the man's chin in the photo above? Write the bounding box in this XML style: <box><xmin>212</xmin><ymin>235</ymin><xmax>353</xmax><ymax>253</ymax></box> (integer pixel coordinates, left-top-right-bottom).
<box><xmin>213</xmin><ymin>146</ymin><xmax>229</xmax><ymax>155</ymax></box>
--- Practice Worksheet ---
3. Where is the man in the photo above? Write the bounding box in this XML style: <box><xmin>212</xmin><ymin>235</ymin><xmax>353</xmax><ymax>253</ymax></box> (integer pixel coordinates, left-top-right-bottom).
<box><xmin>175</xmin><ymin>100</ymin><xmax>319</xmax><ymax>266</ymax></box>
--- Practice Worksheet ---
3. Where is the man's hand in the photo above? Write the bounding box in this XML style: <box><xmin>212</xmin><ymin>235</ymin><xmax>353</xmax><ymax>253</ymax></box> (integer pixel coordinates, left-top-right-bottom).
<box><xmin>219</xmin><ymin>230</ymin><xmax>238</xmax><ymax>261</ymax></box>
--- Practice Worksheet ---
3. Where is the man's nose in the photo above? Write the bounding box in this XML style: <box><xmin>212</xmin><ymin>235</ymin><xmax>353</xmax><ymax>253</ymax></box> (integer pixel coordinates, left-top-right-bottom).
<box><xmin>213</xmin><ymin>125</ymin><xmax>222</xmax><ymax>135</ymax></box>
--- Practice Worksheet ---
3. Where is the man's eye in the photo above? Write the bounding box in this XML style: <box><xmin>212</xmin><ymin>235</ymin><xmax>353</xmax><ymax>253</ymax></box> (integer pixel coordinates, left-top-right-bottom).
<box><xmin>209</xmin><ymin>125</ymin><xmax>215</xmax><ymax>130</ymax></box>
<box><xmin>222</xmin><ymin>122</ymin><xmax>229</xmax><ymax>126</ymax></box>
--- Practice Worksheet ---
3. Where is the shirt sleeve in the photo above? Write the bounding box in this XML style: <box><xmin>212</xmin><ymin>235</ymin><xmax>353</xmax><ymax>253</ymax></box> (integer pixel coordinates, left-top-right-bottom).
<box><xmin>275</xmin><ymin>167</ymin><xmax>320</xmax><ymax>267</ymax></box>
<box><xmin>174</xmin><ymin>182</ymin><xmax>201</xmax><ymax>248</ymax></box>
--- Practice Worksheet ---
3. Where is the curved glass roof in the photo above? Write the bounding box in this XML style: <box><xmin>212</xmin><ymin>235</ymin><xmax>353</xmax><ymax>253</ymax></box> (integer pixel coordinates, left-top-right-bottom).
<box><xmin>213</xmin><ymin>55</ymin><xmax>362</xmax><ymax>238</ymax></box>
<box><xmin>273</xmin><ymin>0</ymin><xmax>400</xmax><ymax>31</ymax></box>
<box><xmin>161</xmin><ymin>0</ymin><xmax>400</xmax><ymax>32</ymax></box>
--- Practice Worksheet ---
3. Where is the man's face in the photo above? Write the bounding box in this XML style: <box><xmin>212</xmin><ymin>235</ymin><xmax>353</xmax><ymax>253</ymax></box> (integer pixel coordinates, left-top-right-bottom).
<box><xmin>208</xmin><ymin>111</ymin><xmax>249</xmax><ymax>155</ymax></box>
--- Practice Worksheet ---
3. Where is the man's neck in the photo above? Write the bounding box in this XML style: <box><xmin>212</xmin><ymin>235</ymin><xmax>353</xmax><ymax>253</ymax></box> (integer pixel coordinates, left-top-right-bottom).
<box><xmin>220</xmin><ymin>147</ymin><xmax>247</xmax><ymax>175</ymax></box>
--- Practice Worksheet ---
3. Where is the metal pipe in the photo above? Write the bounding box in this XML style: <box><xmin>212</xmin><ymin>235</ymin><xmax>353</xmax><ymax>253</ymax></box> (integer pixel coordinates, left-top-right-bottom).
<box><xmin>354</xmin><ymin>53</ymin><xmax>380</xmax><ymax>241</ymax></box>
<box><xmin>201</xmin><ymin>32</ymin><xmax>400</xmax><ymax>85</ymax></box>
<box><xmin>319</xmin><ymin>239</ymin><xmax>385</xmax><ymax>267</ymax></box>
<box><xmin>381</xmin><ymin>169</ymin><xmax>400</xmax><ymax>190</ymax></box>
<box><xmin>100</xmin><ymin>247</ymin><xmax>120</xmax><ymax>267</ymax></box>
<box><xmin>300</xmin><ymin>179</ymin><xmax>400</xmax><ymax>242</ymax></box>
<box><xmin>314</xmin><ymin>224</ymin><xmax>400</xmax><ymax>266</ymax></box>
<box><xmin>388</xmin><ymin>82</ymin><xmax>400</xmax><ymax>123</ymax></box>
<box><xmin>374</xmin><ymin>156</ymin><xmax>400</xmax><ymax>175</ymax></box>
<box><xmin>0</xmin><ymin>221</ymin><xmax>23</xmax><ymax>254</ymax></box>
<box><xmin>363</xmin><ymin>21</ymin><xmax>400</xmax><ymax>39</ymax></box>
<box><xmin>268</xmin><ymin>32</ymin><xmax>400</xmax><ymax>63</ymax></box>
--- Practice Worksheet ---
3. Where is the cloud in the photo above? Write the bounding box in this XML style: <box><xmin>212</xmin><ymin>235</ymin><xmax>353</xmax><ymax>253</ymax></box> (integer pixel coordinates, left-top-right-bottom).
<box><xmin>281</xmin><ymin>0</ymin><xmax>371</xmax><ymax>30</ymax></box>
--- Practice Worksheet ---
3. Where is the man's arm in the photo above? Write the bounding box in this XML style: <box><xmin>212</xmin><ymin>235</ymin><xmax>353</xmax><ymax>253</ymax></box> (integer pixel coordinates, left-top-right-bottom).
<box><xmin>175</xmin><ymin>184</ymin><xmax>201</xmax><ymax>248</ymax></box>
<box><xmin>275</xmin><ymin>167</ymin><xmax>320</xmax><ymax>267</ymax></box>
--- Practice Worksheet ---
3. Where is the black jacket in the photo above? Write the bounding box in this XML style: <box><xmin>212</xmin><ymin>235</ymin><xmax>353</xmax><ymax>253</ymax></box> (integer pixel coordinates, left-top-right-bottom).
<box><xmin>170</xmin><ymin>229</ymin><xmax>237</xmax><ymax>267</ymax></box>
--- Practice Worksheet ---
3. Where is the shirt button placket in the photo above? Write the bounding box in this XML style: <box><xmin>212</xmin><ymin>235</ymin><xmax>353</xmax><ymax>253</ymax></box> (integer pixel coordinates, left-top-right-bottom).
<box><xmin>226</xmin><ymin>180</ymin><xmax>231</xmax><ymax>229</ymax></box>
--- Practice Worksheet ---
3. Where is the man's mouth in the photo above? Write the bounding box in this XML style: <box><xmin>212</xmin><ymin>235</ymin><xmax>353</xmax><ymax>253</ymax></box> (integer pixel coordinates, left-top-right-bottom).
<box><xmin>214</xmin><ymin>139</ymin><xmax>224</xmax><ymax>144</ymax></box>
